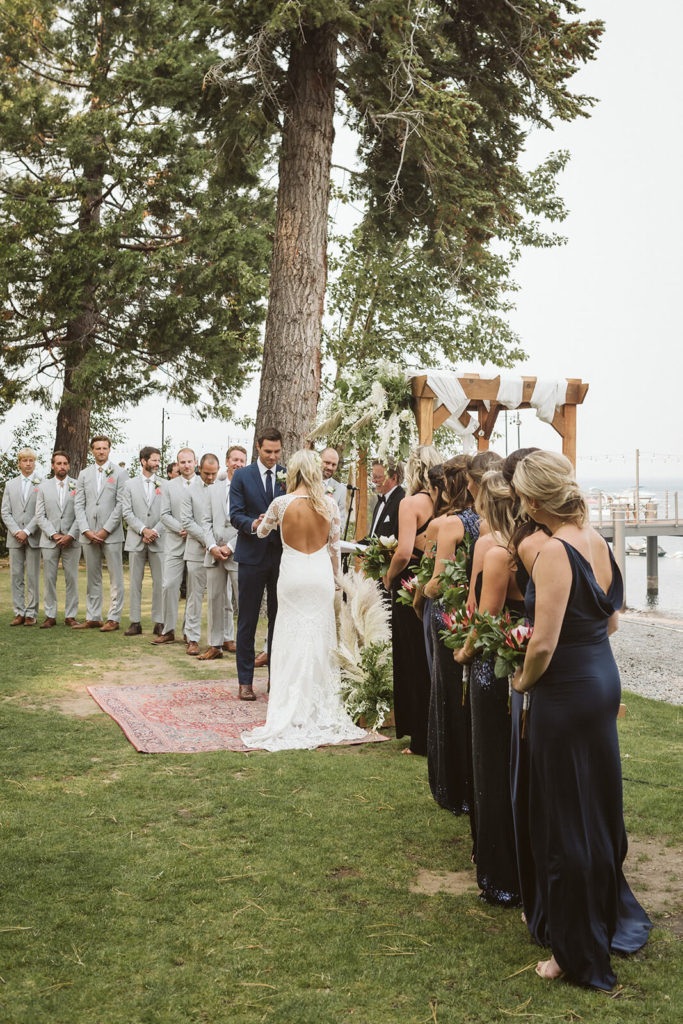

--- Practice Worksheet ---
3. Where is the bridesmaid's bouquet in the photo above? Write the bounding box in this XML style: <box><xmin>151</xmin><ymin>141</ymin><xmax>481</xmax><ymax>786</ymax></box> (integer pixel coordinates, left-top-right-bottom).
<box><xmin>356</xmin><ymin>535</ymin><xmax>398</xmax><ymax>580</ymax></box>
<box><xmin>470</xmin><ymin>610</ymin><xmax>533</xmax><ymax>680</ymax></box>
<box><xmin>395</xmin><ymin>574</ymin><xmax>419</xmax><ymax>606</ymax></box>
<box><xmin>439</xmin><ymin>605</ymin><xmax>476</xmax><ymax>651</ymax></box>
<box><xmin>413</xmin><ymin>543</ymin><xmax>436</xmax><ymax>589</ymax></box>
<box><xmin>435</xmin><ymin>537</ymin><xmax>471</xmax><ymax>615</ymax></box>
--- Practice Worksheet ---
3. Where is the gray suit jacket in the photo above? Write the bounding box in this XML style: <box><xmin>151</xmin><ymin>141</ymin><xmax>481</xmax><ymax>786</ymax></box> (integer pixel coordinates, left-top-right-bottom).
<box><xmin>181</xmin><ymin>482</ymin><xmax>212</xmax><ymax>562</ymax></box>
<box><xmin>35</xmin><ymin>477</ymin><xmax>80</xmax><ymax>548</ymax></box>
<box><xmin>202</xmin><ymin>479</ymin><xmax>238</xmax><ymax>568</ymax></box>
<box><xmin>1</xmin><ymin>475</ymin><xmax>42</xmax><ymax>548</ymax></box>
<box><xmin>324</xmin><ymin>478</ymin><xmax>347</xmax><ymax>521</ymax></box>
<box><xmin>160</xmin><ymin>475</ymin><xmax>198</xmax><ymax>557</ymax></box>
<box><xmin>75</xmin><ymin>463</ymin><xmax>127</xmax><ymax>543</ymax></box>
<box><xmin>122</xmin><ymin>476</ymin><xmax>165</xmax><ymax>553</ymax></box>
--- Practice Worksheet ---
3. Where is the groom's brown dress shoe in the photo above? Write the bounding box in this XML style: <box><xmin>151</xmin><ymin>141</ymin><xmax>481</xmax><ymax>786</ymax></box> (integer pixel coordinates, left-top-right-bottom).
<box><xmin>100</xmin><ymin>620</ymin><xmax>119</xmax><ymax>632</ymax></box>
<box><xmin>72</xmin><ymin>620</ymin><xmax>103</xmax><ymax>629</ymax></box>
<box><xmin>151</xmin><ymin>630</ymin><xmax>175</xmax><ymax>645</ymax></box>
<box><xmin>238</xmin><ymin>684</ymin><xmax>256</xmax><ymax>702</ymax></box>
<box><xmin>40</xmin><ymin>618</ymin><xmax>56</xmax><ymax>629</ymax></box>
<box><xmin>254</xmin><ymin>652</ymin><xmax>268</xmax><ymax>668</ymax></box>
<box><xmin>197</xmin><ymin>646</ymin><xmax>223</xmax><ymax>661</ymax></box>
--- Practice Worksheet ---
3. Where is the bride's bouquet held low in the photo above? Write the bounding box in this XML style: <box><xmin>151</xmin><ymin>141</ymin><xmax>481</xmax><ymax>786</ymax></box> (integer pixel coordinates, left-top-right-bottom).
<box><xmin>356</xmin><ymin>534</ymin><xmax>398</xmax><ymax>581</ymax></box>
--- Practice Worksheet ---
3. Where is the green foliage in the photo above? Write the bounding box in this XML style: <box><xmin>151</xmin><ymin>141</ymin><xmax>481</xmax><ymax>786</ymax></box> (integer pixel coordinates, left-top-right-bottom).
<box><xmin>209</xmin><ymin>1</ymin><xmax>603</xmax><ymax>379</ymax></box>
<box><xmin>0</xmin><ymin>0</ymin><xmax>272</xmax><ymax>423</ymax></box>
<box><xmin>339</xmin><ymin>640</ymin><xmax>394</xmax><ymax>730</ymax></box>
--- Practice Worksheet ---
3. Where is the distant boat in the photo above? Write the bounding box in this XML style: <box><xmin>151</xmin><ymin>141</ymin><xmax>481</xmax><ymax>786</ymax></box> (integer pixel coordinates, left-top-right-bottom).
<box><xmin>626</xmin><ymin>541</ymin><xmax>666</xmax><ymax>557</ymax></box>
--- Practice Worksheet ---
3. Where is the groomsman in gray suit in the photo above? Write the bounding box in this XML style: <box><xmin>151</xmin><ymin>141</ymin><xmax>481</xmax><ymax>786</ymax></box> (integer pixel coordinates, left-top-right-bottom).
<box><xmin>73</xmin><ymin>435</ymin><xmax>127</xmax><ymax>631</ymax></box>
<box><xmin>121</xmin><ymin>446</ymin><xmax>165</xmax><ymax>636</ymax></box>
<box><xmin>1</xmin><ymin>447</ymin><xmax>42</xmax><ymax>625</ymax></box>
<box><xmin>180</xmin><ymin>454</ymin><xmax>218</xmax><ymax>655</ymax></box>
<box><xmin>197</xmin><ymin>445</ymin><xmax>246</xmax><ymax>660</ymax></box>
<box><xmin>321</xmin><ymin>447</ymin><xmax>348</xmax><ymax>522</ymax></box>
<box><xmin>152</xmin><ymin>447</ymin><xmax>197</xmax><ymax>645</ymax></box>
<box><xmin>35</xmin><ymin>451</ymin><xmax>81</xmax><ymax>627</ymax></box>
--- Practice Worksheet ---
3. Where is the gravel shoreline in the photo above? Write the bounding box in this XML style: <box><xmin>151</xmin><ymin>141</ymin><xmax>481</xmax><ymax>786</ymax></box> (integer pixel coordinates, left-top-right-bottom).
<box><xmin>611</xmin><ymin>613</ymin><xmax>683</xmax><ymax>705</ymax></box>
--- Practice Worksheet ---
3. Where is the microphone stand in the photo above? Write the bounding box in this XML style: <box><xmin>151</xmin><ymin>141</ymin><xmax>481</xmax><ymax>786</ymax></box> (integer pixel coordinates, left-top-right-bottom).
<box><xmin>342</xmin><ymin>485</ymin><xmax>360</xmax><ymax>575</ymax></box>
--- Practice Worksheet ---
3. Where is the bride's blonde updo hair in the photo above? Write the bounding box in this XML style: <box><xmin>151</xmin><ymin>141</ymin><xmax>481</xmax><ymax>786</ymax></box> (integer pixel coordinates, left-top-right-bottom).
<box><xmin>475</xmin><ymin>471</ymin><xmax>516</xmax><ymax>544</ymax></box>
<box><xmin>404</xmin><ymin>444</ymin><xmax>442</xmax><ymax>496</ymax></box>
<box><xmin>286</xmin><ymin>449</ymin><xmax>331</xmax><ymax>519</ymax></box>
<box><xmin>512</xmin><ymin>450</ymin><xmax>588</xmax><ymax>526</ymax></box>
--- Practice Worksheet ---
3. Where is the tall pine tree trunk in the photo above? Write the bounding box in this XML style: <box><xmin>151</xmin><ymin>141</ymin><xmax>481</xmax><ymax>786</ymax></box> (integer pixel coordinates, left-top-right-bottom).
<box><xmin>54</xmin><ymin>153</ymin><xmax>103</xmax><ymax>476</ymax></box>
<box><xmin>54</xmin><ymin>333</ymin><xmax>94</xmax><ymax>477</ymax></box>
<box><xmin>254</xmin><ymin>24</ymin><xmax>337</xmax><ymax>457</ymax></box>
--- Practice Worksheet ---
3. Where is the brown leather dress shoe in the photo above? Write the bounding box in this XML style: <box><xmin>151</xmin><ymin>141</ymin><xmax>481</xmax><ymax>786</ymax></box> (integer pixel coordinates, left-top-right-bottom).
<box><xmin>124</xmin><ymin>622</ymin><xmax>142</xmax><ymax>636</ymax></box>
<box><xmin>153</xmin><ymin>622</ymin><xmax>164</xmax><ymax>636</ymax></box>
<box><xmin>23</xmin><ymin>617</ymin><xmax>37</xmax><ymax>626</ymax></box>
<box><xmin>254</xmin><ymin>651</ymin><xmax>268</xmax><ymax>668</ymax></box>
<box><xmin>238</xmin><ymin>684</ymin><xmax>256</xmax><ymax>701</ymax></box>
<box><xmin>197</xmin><ymin>646</ymin><xmax>223</xmax><ymax>661</ymax></box>
<box><xmin>150</xmin><ymin>630</ymin><xmax>175</xmax><ymax>645</ymax></box>
<box><xmin>222</xmin><ymin>641</ymin><xmax>237</xmax><ymax>653</ymax></box>
<box><xmin>40</xmin><ymin>618</ymin><xmax>57</xmax><ymax>629</ymax></box>
<box><xmin>72</xmin><ymin>620</ymin><xmax>104</xmax><ymax>629</ymax></box>
<box><xmin>64</xmin><ymin>618</ymin><xmax>80</xmax><ymax>627</ymax></box>
<box><xmin>100</xmin><ymin>620</ymin><xmax>119</xmax><ymax>632</ymax></box>
<box><xmin>186</xmin><ymin>641</ymin><xmax>199</xmax><ymax>655</ymax></box>
<box><xmin>10</xmin><ymin>615</ymin><xmax>25</xmax><ymax>626</ymax></box>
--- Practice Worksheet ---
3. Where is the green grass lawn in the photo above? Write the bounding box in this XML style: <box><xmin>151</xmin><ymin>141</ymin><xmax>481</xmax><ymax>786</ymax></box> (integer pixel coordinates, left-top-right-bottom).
<box><xmin>0</xmin><ymin>565</ymin><xmax>681</xmax><ymax>1023</ymax></box>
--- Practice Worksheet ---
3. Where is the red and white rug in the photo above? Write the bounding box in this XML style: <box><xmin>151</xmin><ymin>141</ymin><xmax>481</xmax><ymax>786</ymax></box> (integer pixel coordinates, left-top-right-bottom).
<box><xmin>87</xmin><ymin>678</ymin><xmax>388</xmax><ymax>753</ymax></box>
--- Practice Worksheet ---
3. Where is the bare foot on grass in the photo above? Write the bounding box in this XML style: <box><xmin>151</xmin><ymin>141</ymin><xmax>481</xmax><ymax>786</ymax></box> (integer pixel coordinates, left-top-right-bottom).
<box><xmin>535</xmin><ymin>956</ymin><xmax>564</xmax><ymax>980</ymax></box>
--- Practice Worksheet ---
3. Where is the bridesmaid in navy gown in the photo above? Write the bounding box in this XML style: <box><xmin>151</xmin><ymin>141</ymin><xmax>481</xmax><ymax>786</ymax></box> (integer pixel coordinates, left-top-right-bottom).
<box><xmin>511</xmin><ymin>451</ymin><xmax>651</xmax><ymax>990</ymax></box>
<box><xmin>455</xmin><ymin>469</ymin><xmax>524</xmax><ymax>906</ymax></box>
<box><xmin>423</xmin><ymin>454</ymin><xmax>478</xmax><ymax>815</ymax></box>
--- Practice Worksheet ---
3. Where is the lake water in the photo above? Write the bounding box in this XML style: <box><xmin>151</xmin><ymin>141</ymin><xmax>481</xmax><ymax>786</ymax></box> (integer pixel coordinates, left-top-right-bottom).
<box><xmin>620</xmin><ymin>534</ymin><xmax>683</xmax><ymax>619</ymax></box>
<box><xmin>583</xmin><ymin>482</ymin><xmax>683</xmax><ymax>620</ymax></box>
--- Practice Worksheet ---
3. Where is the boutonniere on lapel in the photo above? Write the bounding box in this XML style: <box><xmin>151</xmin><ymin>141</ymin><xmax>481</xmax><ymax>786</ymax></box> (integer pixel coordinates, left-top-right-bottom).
<box><xmin>103</xmin><ymin>463</ymin><xmax>115</xmax><ymax>482</ymax></box>
<box><xmin>68</xmin><ymin>478</ymin><xmax>77</xmax><ymax>495</ymax></box>
<box><xmin>30</xmin><ymin>475</ymin><xmax>41</xmax><ymax>490</ymax></box>
<box><xmin>149</xmin><ymin>474</ymin><xmax>162</xmax><ymax>495</ymax></box>
<box><xmin>276</xmin><ymin>470</ymin><xmax>287</xmax><ymax>487</ymax></box>
<box><xmin>324</xmin><ymin>482</ymin><xmax>335</xmax><ymax>496</ymax></box>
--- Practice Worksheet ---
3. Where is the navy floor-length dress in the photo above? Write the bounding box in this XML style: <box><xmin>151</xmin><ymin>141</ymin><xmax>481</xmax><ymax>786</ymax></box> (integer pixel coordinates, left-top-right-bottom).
<box><xmin>427</xmin><ymin>508</ymin><xmax>480</xmax><ymax>816</ymax></box>
<box><xmin>525</xmin><ymin>540</ymin><xmax>651</xmax><ymax>989</ymax></box>
<box><xmin>469</xmin><ymin>581</ymin><xmax>524</xmax><ymax>907</ymax></box>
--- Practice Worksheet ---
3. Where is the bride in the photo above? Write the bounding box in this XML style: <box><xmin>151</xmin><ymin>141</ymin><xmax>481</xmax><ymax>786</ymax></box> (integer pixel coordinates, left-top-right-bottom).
<box><xmin>241</xmin><ymin>449</ymin><xmax>367</xmax><ymax>751</ymax></box>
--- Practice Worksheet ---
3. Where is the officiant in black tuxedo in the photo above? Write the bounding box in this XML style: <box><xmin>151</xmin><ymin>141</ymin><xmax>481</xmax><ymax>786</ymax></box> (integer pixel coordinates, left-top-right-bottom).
<box><xmin>230</xmin><ymin>428</ymin><xmax>286</xmax><ymax>701</ymax></box>
<box><xmin>367</xmin><ymin>459</ymin><xmax>405</xmax><ymax>540</ymax></box>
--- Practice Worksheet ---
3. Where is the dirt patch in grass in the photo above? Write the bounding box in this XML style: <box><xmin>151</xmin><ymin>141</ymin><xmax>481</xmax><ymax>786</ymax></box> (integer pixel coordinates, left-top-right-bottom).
<box><xmin>410</xmin><ymin>837</ymin><xmax>682</xmax><ymax>915</ymax></box>
<box><xmin>624</xmin><ymin>836</ymin><xmax>683</xmax><ymax>917</ymax></box>
<box><xmin>410</xmin><ymin>868</ymin><xmax>479</xmax><ymax>897</ymax></box>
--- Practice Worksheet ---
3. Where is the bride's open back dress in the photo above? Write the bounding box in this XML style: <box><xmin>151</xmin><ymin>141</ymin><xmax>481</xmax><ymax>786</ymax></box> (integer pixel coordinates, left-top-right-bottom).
<box><xmin>241</xmin><ymin>494</ymin><xmax>367</xmax><ymax>752</ymax></box>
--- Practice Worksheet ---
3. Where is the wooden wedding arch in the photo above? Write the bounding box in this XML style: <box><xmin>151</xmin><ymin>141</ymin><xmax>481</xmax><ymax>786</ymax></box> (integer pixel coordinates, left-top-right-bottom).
<box><xmin>354</xmin><ymin>371</ymin><xmax>589</xmax><ymax>539</ymax></box>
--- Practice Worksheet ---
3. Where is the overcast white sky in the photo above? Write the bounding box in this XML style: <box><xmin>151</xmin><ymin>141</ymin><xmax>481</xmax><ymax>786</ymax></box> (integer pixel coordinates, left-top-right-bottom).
<box><xmin>3</xmin><ymin>1</ymin><xmax>681</xmax><ymax>486</ymax></box>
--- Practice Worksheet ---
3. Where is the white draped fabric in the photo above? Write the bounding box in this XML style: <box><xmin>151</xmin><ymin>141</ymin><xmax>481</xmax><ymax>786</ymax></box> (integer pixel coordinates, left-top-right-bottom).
<box><xmin>409</xmin><ymin>369</ymin><xmax>570</xmax><ymax>438</ymax></box>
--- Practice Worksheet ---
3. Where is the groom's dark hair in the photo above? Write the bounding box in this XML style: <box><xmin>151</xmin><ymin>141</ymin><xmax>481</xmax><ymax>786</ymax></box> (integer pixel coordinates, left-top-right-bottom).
<box><xmin>257</xmin><ymin>427</ymin><xmax>282</xmax><ymax>445</ymax></box>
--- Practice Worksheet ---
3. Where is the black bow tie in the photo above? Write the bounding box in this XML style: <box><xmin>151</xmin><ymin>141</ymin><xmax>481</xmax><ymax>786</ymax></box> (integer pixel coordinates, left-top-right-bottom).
<box><xmin>376</xmin><ymin>495</ymin><xmax>386</xmax><ymax>504</ymax></box>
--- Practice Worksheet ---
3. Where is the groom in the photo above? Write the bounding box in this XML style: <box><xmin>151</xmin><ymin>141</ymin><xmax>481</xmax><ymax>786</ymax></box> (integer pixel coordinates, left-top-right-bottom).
<box><xmin>230</xmin><ymin>427</ymin><xmax>286</xmax><ymax>700</ymax></box>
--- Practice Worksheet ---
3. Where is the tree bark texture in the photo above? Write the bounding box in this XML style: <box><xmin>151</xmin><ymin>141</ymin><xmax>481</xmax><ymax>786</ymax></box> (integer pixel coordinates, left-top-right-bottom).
<box><xmin>54</xmin><ymin>162</ymin><xmax>103</xmax><ymax>476</ymax></box>
<box><xmin>253</xmin><ymin>23</ymin><xmax>337</xmax><ymax>458</ymax></box>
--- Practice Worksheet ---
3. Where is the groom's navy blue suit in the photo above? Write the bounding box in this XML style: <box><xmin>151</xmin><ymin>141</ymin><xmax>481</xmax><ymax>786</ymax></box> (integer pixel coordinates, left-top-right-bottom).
<box><xmin>230</xmin><ymin>461</ymin><xmax>286</xmax><ymax>686</ymax></box>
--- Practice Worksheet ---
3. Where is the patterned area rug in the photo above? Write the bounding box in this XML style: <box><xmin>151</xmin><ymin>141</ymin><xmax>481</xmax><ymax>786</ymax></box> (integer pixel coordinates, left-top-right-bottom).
<box><xmin>87</xmin><ymin>678</ymin><xmax>388</xmax><ymax>753</ymax></box>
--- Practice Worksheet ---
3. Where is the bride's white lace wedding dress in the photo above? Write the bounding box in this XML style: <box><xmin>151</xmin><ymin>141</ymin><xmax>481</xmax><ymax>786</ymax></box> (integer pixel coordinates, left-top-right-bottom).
<box><xmin>241</xmin><ymin>494</ymin><xmax>367</xmax><ymax>752</ymax></box>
